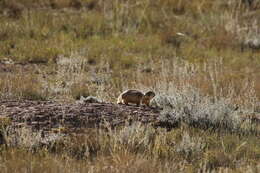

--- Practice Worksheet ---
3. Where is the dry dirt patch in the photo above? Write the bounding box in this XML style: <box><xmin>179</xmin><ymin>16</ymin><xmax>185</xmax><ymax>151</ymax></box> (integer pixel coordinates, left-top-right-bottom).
<box><xmin>0</xmin><ymin>100</ymin><xmax>161</xmax><ymax>133</ymax></box>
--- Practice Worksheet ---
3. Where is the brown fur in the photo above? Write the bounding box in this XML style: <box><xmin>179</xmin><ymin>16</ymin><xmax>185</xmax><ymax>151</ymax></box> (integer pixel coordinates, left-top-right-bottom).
<box><xmin>141</xmin><ymin>91</ymin><xmax>156</xmax><ymax>106</ymax></box>
<box><xmin>117</xmin><ymin>90</ymin><xmax>155</xmax><ymax>106</ymax></box>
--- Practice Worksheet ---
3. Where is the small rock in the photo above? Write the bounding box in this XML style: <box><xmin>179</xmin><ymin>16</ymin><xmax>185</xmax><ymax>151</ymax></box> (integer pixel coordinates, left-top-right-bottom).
<box><xmin>79</xmin><ymin>96</ymin><xmax>102</xmax><ymax>103</ymax></box>
<box><xmin>0</xmin><ymin>58</ymin><xmax>14</xmax><ymax>65</ymax></box>
<box><xmin>244</xmin><ymin>37</ymin><xmax>260</xmax><ymax>50</ymax></box>
<box><xmin>141</xmin><ymin>67</ymin><xmax>153</xmax><ymax>73</ymax></box>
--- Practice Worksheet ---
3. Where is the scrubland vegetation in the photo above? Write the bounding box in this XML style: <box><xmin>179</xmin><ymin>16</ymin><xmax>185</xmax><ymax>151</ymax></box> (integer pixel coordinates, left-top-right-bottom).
<box><xmin>0</xmin><ymin>0</ymin><xmax>260</xmax><ymax>172</ymax></box>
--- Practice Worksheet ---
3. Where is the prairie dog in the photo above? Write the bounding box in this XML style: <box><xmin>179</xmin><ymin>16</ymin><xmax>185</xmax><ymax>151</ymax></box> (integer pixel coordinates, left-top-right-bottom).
<box><xmin>117</xmin><ymin>89</ymin><xmax>155</xmax><ymax>106</ymax></box>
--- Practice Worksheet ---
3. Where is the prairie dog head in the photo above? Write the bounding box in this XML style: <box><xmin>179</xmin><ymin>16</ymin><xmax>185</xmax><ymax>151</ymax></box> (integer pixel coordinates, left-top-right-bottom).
<box><xmin>142</xmin><ymin>91</ymin><xmax>155</xmax><ymax>106</ymax></box>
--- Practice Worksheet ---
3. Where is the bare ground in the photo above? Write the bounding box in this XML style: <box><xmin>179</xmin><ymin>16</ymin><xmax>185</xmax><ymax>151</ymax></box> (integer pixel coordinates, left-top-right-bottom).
<box><xmin>0</xmin><ymin>100</ymin><xmax>163</xmax><ymax>133</ymax></box>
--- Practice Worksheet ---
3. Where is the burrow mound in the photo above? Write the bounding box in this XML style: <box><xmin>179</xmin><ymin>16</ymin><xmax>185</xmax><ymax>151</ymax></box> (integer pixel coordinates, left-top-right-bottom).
<box><xmin>0</xmin><ymin>100</ymin><xmax>162</xmax><ymax>133</ymax></box>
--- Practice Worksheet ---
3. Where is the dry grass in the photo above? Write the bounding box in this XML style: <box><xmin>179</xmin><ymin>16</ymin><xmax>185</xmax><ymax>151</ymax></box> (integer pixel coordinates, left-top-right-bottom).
<box><xmin>0</xmin><ymin>0</ymin><xmax>260</xmax><ymax>99</ymax></box>
<box><xmin>0</xmin><ymin>72</ymin><xmax>47</xmax><ymax>100</ymax></box>
<box><xmin>0</xmin><ymin>123</ymin><xmax>259</xmax><ymax>173</ymax></box>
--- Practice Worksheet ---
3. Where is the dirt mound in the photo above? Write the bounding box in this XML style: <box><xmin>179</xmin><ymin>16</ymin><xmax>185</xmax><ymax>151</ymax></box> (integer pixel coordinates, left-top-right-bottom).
<box><xmin>0</xmin><ymin>100</ymin><xmax>161</xmax><ymax>133</ymax></box>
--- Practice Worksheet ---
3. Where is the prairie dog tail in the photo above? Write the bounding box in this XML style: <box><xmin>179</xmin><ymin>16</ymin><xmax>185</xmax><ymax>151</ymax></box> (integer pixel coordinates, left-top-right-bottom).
<box><xmin>117</xmin><ymin>94</ymin><xmax>123</xmax><ymax>104</ymax></box>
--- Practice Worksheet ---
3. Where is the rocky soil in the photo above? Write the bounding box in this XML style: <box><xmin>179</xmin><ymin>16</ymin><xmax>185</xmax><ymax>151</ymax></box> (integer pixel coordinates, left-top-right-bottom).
<box><xmin>0</xmin><ymin>100</ymin><xmax>162</xmax><ymax>133</ymax></box>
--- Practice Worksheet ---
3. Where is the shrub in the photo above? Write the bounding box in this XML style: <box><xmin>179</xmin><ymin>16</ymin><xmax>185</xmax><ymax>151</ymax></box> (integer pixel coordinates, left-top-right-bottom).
<box><xmin>151</xmin><ymin>85</ymin><xmax>244</xmax><ymax>132</ymax></box>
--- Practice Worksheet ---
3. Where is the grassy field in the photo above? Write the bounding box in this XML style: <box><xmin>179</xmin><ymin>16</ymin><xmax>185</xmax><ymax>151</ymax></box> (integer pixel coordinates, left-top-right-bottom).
<box><xmin>0</xmin><ymin>0</ymin><xmax>260</xmax><ymax>172</ymax></box>
<box><xmin>0</xmin><ymin>0</ymin><xmax>260</xmax><ymax>102</ymax></box>
<box><xmin>0</xmin><ymin>121</ymin><xmax>259</xmax><ymax>173</ymax></box>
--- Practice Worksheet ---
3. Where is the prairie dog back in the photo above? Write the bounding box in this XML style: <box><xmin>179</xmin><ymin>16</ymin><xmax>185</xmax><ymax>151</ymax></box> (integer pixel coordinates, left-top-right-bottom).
<box><xmin>117</xmin><ymin>90</ymin><xmax>144</xmax><ymax>106</ymax></box>
<box><xmin>117</xmin><ymin>90</ymin><xmax>155</xmax><ymax>106</ymax></box>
